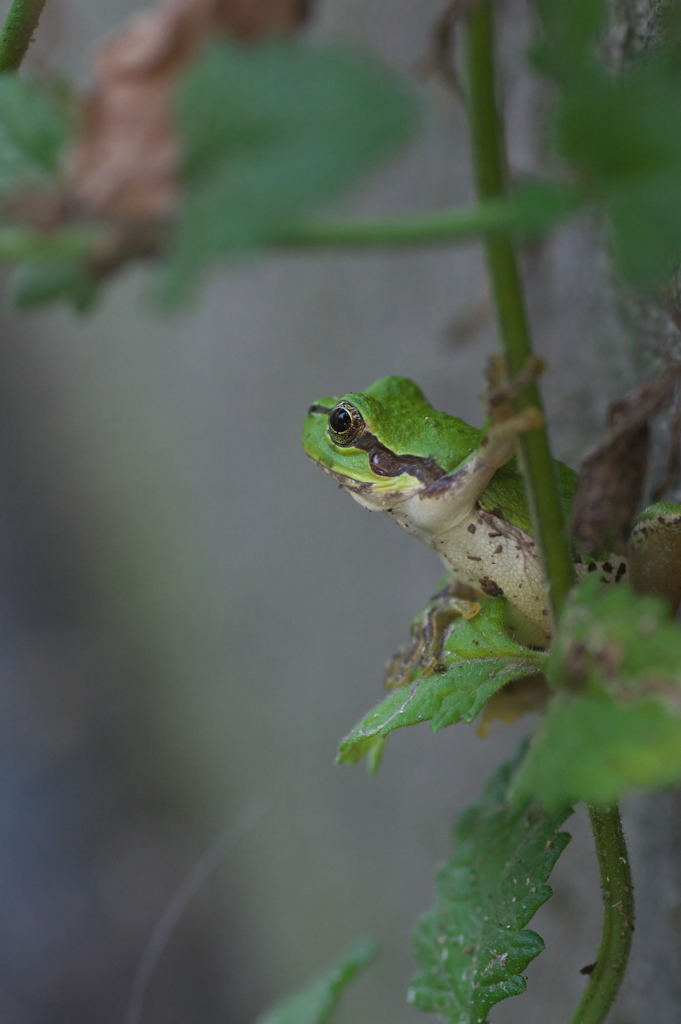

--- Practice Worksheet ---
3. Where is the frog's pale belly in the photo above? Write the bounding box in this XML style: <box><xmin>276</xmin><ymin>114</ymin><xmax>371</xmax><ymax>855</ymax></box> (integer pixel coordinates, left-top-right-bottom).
<box><xmin>348</xmin><ymin>475</ymin><xmax>629</xmax><ymax>648</ymax></box>
<box><xmin>434</xmin><ymin>508</ymin><xmax>550</xmax><ymax>638</ymax></box>
<box><xmin>385</xmin><ymin>496</ymin><xmax>551</xmax><ymax>644</ymax></box>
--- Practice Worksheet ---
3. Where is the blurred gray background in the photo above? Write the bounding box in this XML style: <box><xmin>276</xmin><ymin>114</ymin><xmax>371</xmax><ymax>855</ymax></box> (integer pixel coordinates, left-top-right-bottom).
<box><xmin>0</xmin><ymin>1</ymin><xmax>675</xmax><ymax>1022</ymax></box>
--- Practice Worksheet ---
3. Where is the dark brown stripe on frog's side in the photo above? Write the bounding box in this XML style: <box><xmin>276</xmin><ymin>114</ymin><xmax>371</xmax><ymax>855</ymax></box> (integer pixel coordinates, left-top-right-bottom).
<box><xmin>309</xmin><ymin>405</ymin><xmax>445</xmax><ymax>485</ymax></box>
<box><xmin>350</xmin><ymin>429</ymin><xmax>445</xmax><ymax>484</ymax></box>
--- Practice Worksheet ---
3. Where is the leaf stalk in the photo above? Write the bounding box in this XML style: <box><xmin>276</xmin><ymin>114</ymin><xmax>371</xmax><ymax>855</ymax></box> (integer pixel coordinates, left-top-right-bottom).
<box><xmin>569</xmin><ymin>805</ymin><xmax>634</xmax><ymax>1024</ymax></box>
<box><xmin>273</xmin><ymin>190</ymin><xmax>577</xmax><ymax>249</ymax></box>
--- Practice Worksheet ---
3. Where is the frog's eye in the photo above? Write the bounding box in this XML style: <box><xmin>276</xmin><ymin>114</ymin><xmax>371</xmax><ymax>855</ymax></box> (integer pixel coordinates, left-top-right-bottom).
<box><xmin>328</xmin><ymin>402</ymin><xmax>365</xmax><ymax>446</ymax></box>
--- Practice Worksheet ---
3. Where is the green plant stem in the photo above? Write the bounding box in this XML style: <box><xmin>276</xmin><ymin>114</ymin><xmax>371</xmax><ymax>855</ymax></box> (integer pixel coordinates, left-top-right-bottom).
<box><xmin>0</xmin><ymin>0</ymin><xmax>46</xmax><ymax>72</ymax></box>
<box><xmin>569</xmin><ymin>805</ymin><xmax>634</xmax><ymax>1024</ymax></box>
<box><xmin>466</xmin><ymin>0</ymin><xmax>574</xmax><ymax>627</ymax></box>
<box><xmin>465</xmin><ymin>6</ymin><xmax>633</xmax><ymax>1024</ymax></box>
<box><xmin>274</xmin><ymin>189</ymin><xmax>578</xmax><ymax>249</ymax></box>
<box><xmin>0</xmin><ymin>226</ymin><xmax>102</xmax><ymax>261</ymax></box>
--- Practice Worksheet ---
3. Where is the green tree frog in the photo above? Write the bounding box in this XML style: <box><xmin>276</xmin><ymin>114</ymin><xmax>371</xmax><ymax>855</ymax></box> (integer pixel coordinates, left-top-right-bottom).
<box><xmin>302</xmin><ymin>376</ymin><xmax>681</xmax><ymax>684</ymax></box>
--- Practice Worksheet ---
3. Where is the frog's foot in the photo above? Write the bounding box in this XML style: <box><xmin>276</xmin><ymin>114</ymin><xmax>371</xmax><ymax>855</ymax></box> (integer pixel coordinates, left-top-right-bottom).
<box><xmin>486</xmin><ymin>406</ymin><xmax>544</xmax><ymax>442</ymax></box>
<box><xmin>628</xmin><ymin>502</ymin><xmax>681</xmax><ymax>614</ymax></box>
<box><xmin>486</xmin><ymin>353</ymin><xmax>546</xmax><ymax>422</ymax></box>
<box><xmin>476</xmin><ymin>673</ymin><xmax>550</xmax><ymax>737</ymax></box>
<box><xmin>383</xmin><ymin>591</ymin><xmax>481</xmax><ymax>690</ymax></box>
<box><xmin>476</xmin><ymin>406</ymin><xmax>544</xmax><ymax>475</ymax></box>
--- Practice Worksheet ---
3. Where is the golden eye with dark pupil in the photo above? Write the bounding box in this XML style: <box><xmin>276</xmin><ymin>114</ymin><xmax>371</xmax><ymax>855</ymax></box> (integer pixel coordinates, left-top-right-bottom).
<box><xmin>328</xmin><ymin>402</ymin><xmax>364</xmax><ymax>446</ymax></box>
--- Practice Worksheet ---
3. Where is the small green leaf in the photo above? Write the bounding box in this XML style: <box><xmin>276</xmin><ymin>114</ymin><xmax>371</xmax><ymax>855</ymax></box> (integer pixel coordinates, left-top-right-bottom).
<box><xmin>0</xmin><ymin>74</ymin><xmax>71</xmax><ymax>190</ymax></box>
<box><xmin>409</xmin><ymin>746</ymin><xmax>571</xmax><ymax>1024</ymax></box>
<box><xmin>11</xmin><ymin>260</ymin><xmax>99</xmax><ymax>312</ymax></box>
<box><xmin>512</xmin><ymin>580</ymin><xmax>681</xmax><ymax>808</ymax></box>
<box><xmin>255</xmin><ymin>941</ymin><xmax>377</xmax><ymax>1024</ymax></box>
<box><xmin>338</xmin><ymin>600</ymin><xmax>545</xmax><ymax>766</ymax></box>
<box><xmin>513</xmin><ymin>692</ymin><xmax>681</xmax><ymax>809</ymax></box>
<box><xmin>166</xmin><ymin>40</ymin><xmax>416</xmax><ymax>297</ymax></box>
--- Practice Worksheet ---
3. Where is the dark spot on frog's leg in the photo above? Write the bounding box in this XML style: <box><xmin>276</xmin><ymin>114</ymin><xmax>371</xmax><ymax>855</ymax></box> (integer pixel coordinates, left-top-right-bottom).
<box><xmin>587</xmin><ymin>562</ymin><xmax>597</xmax><ymax>573</ymax></box>
<box><xmin>479</xmin><ymin>576</ymin><xmax>504</xmax><ymax>598</ymax></box>
<box><xmin>488</xmin><ymin>531</ymin><xmax>503</xmax><ymax>538</ymax></box>
<box><xmin>494</xmin><ymin>545</ymin><xmax>503</xmax><ymax>554</ymax></box>
<box><xmin>467</xmin><ymin>523</ymin><xmax>476</xmax><ymax>534</ymax></box>
<box><xmin>659</xmin><ymin>516</ymin><xmax>666</xmax><ymax>524</ymax></box>
<box><xmin>467</xmin><ymin>555</ymin><xmax>482</xmax><ymax>562</ymax></box>
<box><xmin>602</xmin><ymin>562</ymin><xmax>613</xmax><ymax>574</ymax></box>
<box><xmin>616</xmin><ymin>562</ymin><xmax>627</xmax><ymax>582</ymax></box>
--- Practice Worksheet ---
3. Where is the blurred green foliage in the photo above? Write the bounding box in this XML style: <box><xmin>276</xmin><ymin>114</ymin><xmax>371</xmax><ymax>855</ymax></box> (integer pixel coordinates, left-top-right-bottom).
<box><xmin>513</xmin><ymin>580</ymin><xmax>681</xmax><ymax>807</ymax></box>
<box><xmin>255</xmin><ymin>941</ymin><xmax>377</xmax><ymax>1024</ymax></box>
<box><xmin>167</xmin><ymin>40</ymin><xmax>417</xmax><ymax>297</ymax></box>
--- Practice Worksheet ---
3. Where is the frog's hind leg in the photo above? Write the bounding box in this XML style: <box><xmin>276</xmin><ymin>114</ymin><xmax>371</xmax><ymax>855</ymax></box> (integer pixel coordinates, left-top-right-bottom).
<box><xmin>628</xmin><ymin>502</ymin><xmax>681</xmax><ymax>613</ymax></box>
<box><xmin>383</xmin><ymin>580</ymin><xmax>481</xmax><ymax>689</ymax></box>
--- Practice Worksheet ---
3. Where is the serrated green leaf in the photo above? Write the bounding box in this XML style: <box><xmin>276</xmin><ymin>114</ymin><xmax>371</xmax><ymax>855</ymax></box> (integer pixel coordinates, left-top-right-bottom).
<box><xmin>165</xmin><ymin>40</ymin><xmax>416</xmax><ymax>297</ymax></box>
<box><xmin>338</xmin><ymin>600</ymin><xmax>545</xmax><ymax>766</ymax></box>
<box><xmin>408</xmin><ymin>747</ymin><xmax>571</xmax><ymax>1024</ymax></box>
<box><xmin>254</xmin><ymin>941</ymin><xmax>377</xmax><ymax>1024</ymax></box>
<box><xmin>0</xmin><ymin>74</ymin><xmax>71</xmax><ymax>190</ymax></box>
<box><xmin>512</xmin><ymin>579</ymin><xmax>681</xmax><ymax>808</ymax></box>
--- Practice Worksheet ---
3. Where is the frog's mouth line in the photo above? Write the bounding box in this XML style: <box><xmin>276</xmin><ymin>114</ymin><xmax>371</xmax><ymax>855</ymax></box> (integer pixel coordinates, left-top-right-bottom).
<box><xmin>313</xmin><ymin>461</ymin><xmax>416</xmax><ymax>508</ymax></box>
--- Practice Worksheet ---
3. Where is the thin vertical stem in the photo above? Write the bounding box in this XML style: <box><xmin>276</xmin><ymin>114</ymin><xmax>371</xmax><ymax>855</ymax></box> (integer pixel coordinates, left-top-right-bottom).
<box><xmin>466</xmin><ymin>0</ymin><xmax>574</xmax><ymax>627</ymax></box>
<box><xmin>0</xmin><ymin>0</ymin><xmax>46</xmax><ymax>73</ymax></box>
<box><xmin>464</xmin><ymin>6</ymin><xmax>633</xmax><ymax>1024</ymax></box>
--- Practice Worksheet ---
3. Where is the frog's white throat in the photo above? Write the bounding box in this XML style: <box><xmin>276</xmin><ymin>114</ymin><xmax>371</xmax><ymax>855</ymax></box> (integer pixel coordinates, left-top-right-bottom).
<box><xmin>320</xmin><ymin>464</ymin><xmax>423</xmax><ymax>511</ymax></box>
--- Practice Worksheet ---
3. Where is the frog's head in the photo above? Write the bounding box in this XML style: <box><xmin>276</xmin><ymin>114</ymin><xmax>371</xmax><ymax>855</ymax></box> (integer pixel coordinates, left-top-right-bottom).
<box><xmin>302</xmin><ymin>376</ymin><xmax>469</xmax><ymax>511</ymax></box>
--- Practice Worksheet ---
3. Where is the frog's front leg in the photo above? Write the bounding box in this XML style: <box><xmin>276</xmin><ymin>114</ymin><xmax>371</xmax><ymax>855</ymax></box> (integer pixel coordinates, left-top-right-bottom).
<box><xmin>391</xmin><ymin>407</ymin><xmax>551</xmax><ymax>648</ymax></box>
<box><xmin>393</xmin><ymin>406</ymin><xmax>543</xmax><ymax>540</ymax></box>
<box><xmin>383</xmin><ymin>579</ymin><xmax>481</xmax><ymax>689</ymax></box>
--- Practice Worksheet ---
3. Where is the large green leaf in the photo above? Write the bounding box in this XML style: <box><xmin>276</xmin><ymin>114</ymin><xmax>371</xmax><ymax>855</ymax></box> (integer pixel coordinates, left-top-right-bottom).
<box><xmin>534</xmin><ymin>0</ymin><xmax>681</xmax><ymax>287</ymax></box>
<box><xmin>254</xmin><ymin>941</ymin><xmax>377</xmax><ymax>1024</ymax></box>
<box><xmin>409</xmin><ymin>747</ymin><xmax>571</xmax><ymax>1024</ymax></box>
<box><xmin>512</xmin><ymin>580</ymin><xmax>681</xmax><ymax>808</ymax></box>
<box><xmin>338</xmin><ymin>599</ymin><xmax>545</xmax><ymax>768</ymax></box>
<box><xmin>166</xmin><ymin>40</ymin><xmax>416</xmax><ymax>296</ymax></box>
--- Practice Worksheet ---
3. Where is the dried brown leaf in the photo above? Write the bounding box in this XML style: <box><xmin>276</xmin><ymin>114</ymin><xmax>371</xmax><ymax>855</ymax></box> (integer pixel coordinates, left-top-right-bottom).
<box><xmin>68</xmin><ymin>0</ymin><xmax>309</xmax><ymax>221</ymax></box>
<box><xmin>571</xmin><ymin>364</ymin><xmax>681</xmax><ymax>553</ymax></box>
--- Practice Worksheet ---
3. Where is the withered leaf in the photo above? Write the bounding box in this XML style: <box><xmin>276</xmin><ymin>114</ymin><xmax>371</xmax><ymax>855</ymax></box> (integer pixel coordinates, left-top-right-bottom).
<box><xmin>68</xmin><ymin>0</ymin><xmax>309</xmax><ymax>221</ymax></box>
<box><xmin>571</xmin><ymin>364</ymin><xmax>681</xmax><ymax>554</ymax></box>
